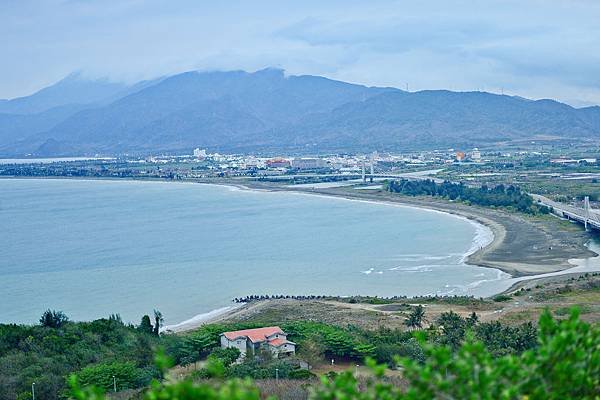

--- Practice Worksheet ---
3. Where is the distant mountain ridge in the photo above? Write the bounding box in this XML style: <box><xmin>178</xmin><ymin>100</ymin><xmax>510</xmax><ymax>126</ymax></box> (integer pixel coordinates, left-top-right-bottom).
<box><xmin>0</xmin><ymin>72</ymin><xmax>129</xmax><ymax>115</ymax></box>
<box><xmin>0</xmin><ymin>68</ymin><xmax>598</xmax><ymax>156</ymax></box>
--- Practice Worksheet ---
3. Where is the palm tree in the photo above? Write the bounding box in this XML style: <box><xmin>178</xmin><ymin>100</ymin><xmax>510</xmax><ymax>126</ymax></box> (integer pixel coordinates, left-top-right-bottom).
<box><xmin>153</xmin><ymin>309</ymin><xmax>164</xmax><ymax>336</ymax></box>
<box><xmin>404</xmin><ymin>305</ymin><xmax>426</xmax><ymax>330</ymax></box>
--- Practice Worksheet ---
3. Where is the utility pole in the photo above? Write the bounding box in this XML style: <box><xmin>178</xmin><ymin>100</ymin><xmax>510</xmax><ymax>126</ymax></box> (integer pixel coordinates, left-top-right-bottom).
<box><xmin>584</xmin><ymin>196</ymin><xmax>590</xmax><ymax>231</ymax></box>
<box><xmin>32</xmin><ymin>383</ymin><xmax>35</xmax><ymax>400</ymax></box>
<box><xmin>361</xmin><ymin>158</ymin><xmax>366</xmax><ymax>183</ymax></box>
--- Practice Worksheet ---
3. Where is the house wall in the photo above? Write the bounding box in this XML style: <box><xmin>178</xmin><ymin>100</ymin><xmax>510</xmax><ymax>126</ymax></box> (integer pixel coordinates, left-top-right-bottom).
<box><xmin>220</xmin><ymin>335</ymin><xmax>248</xmax><ymax>355</ymax></box>
<box><xmin>270</xmin><ymin>343</ymin><xmax>296</xmax><ymax>356</ymax></box>
<box><xmin>267</xmin><ymin>333</ymin><xmax>285</xmax><ymax>341</ymax></box>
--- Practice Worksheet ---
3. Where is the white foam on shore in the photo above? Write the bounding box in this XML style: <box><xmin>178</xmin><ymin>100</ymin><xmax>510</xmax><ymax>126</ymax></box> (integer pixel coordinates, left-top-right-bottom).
<box><xmin>462</xmin><ymin>219</ymin><xmax>494</xmax><ymax>262</ymax></box>
<box><xmin>439</xmin><ymin>269</ymin><xmax>509</xmax><ymax>295</ymax></box>
<box><xmin>387</xmin><ymin>254</ymin><xmax>456</xmax><ymax>262</ymax></box>
<box><xmin>162</xmin><ymin>305</ymin><xmax>240</xmax><ymax>333</ymax></box>
<box><xmin>388</xmin><ymin>264</ymin><xmax>438</xmax><ymax>273</ymax></box>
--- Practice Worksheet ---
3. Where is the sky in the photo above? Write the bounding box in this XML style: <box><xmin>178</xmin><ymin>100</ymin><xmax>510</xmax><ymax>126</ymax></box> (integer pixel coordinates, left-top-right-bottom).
<box><xmin>1</xmin><ymin>0</ymin><xmax>600</xmax><ymax>106</ymax></box>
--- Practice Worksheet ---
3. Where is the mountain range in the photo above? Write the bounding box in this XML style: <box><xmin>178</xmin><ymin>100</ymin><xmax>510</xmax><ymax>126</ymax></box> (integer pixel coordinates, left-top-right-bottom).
<box><xmin>1</xmin><ymin>68</ymin><xmax>598</xmax><ymax>156</ymax></box>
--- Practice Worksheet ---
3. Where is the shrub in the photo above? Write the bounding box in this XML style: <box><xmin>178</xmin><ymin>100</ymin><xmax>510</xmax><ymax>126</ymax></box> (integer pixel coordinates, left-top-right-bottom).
<box><xmin>287</xmin><ymin>369</ymin><xmax>315</xmax><ymax>379</ymax></box>
<box><xmin>208</xmin><ymin>347</ymin><xmax>241</xmax><ymax>367</ymax></box>
<box><xmin>75</xmin><ymin>361</ymin><xmax>151</xmax><ymax>391</ymax></box>
<box><xmin>493</xmin><ymin>294</ymin><xmax>512</xmax><ymax>302</ymax></box>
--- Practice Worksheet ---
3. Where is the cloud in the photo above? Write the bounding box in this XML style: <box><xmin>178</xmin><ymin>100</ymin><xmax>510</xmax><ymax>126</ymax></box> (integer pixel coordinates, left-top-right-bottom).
<box><xmin>0</xmin><ymin>0</ymin><xmax>599</xmax><ymax>105</ymax></box>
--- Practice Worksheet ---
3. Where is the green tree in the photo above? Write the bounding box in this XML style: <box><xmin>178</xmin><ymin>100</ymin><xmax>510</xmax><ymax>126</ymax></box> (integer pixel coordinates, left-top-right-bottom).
<box><xmin>153</xmin><ymin>310</ymin><xmax>164</xmax><ymax>336</ymax></box>
<box><xmin>404</xmin><ymin>305</ymin><xmax>426</xmax><ymax>330</ymax></box>
<box><xmin>39</xmin><ymin>309</ymin><xmax>69</xmax><ymax>328</ymax></box>
<box><xmin>208</xmin><ymin>347</ymin><xmax>241</xmax><ymax>367</ymax></box>
<box><xmin>75</xmin><ymin>361</ymin><xmax>147</xmax><ymax>391</ymax></box>
<box><xmin>435</xmin><ymin>310</ymin><xmax>466</xmax><ymax>350</ymax></box>
<box><xmin>297</xmin><ymin>335</ymin><xmax>325</xmax><ymax>368</ymax></box>
<box><xmin>139</xmin><ymin>315</ymin><xmax>153</xmax><ymax>334</ymax></box>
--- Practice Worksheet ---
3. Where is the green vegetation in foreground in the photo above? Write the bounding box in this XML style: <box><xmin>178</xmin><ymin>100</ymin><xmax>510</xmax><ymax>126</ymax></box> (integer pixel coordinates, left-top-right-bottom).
<box><xmin>175</xmin><ymin>308</ymin><xmax>536</xmax><ymax>375</ymax></box>
<box><xmin>0</xmin><ymin>310</ymin><xmax>186</xmax><ymax>399</ymax></box>
<box><xmin>385</xmin><ymin>179</ymin><xmax>550</xmax><ymax>215</ymax></box>
<box><xmin>67</xmin><ymin>309</ymin><xmax>598</xmax><ymax>399</ymax></box>
<box><xmin>2</xmin><ymin>306</ymin><xmax>597</xmax><ymax>399</ymax></box>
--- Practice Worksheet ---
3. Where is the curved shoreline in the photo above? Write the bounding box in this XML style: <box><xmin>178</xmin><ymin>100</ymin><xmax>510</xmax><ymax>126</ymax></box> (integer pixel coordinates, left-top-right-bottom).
<box><xmin>3</xmin><ymin>175</ymin><xmax>595</xmax><ymax>277</ymax></box>
<box><xmin>2</xmin><ymin>176</ymin><xmax>598</xmax><ymax>314</ymax></box>
<box><xmin>280</xmin><ymin>186</ymin><xmax>596</xmax><ymax>274</ymax></box>
<box><xmin>1</xmin><ymin>176</ymin><xmax>502</xmax><ymax>271</ymax></box>
<box><xmin>194</xmin><ymin>181</ymin><xmax>600</xmax><ymax>297</ymax></box>
<box><xmin>203</xmin><ymin>180</ymin><xmax>500</xmax><ymax>267</ymax></box>
<box><xmin>222</xmin><ymin>181</ymin><xmax>596</xmax><ymax>274</ymax></box>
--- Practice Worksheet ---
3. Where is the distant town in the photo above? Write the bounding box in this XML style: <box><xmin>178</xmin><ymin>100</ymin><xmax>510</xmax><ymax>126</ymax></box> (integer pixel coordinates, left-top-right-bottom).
<box><xmin>2</xmin><ymin>145</ymin><xmax>598</xmax><ymax>208</ymax></box>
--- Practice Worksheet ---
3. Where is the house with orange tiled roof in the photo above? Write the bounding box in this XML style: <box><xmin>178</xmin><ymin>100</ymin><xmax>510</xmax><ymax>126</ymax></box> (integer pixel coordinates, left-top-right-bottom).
<box><xmin>220</xmin><ymin>326</ymin><xmax>296</xmax><ymax>358</ymax></box>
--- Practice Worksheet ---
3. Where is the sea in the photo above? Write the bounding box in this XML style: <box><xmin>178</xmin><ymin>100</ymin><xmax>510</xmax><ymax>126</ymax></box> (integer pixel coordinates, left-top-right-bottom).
<box><xmin>0</xmin><ymin>178</ymin><xmax>585</xmax><ymax>327</ymax></box>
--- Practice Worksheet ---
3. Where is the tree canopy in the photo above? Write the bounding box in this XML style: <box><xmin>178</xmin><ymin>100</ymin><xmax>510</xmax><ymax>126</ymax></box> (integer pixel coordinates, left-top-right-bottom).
<box><xmin>385</xmin><ymin>179</ymin><xmax>550</xmax><ymax>214</ymax></box>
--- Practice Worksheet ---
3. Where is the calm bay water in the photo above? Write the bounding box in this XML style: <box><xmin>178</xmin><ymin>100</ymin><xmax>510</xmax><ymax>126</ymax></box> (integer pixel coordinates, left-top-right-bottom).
<box><xmin>1</xmin><ymin>178</ymin><xmax>513</xmax><ymax>326</ymax></box>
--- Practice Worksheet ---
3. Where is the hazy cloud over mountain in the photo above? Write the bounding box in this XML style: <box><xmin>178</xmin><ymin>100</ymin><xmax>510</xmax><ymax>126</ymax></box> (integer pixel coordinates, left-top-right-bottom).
<box><xmin>2</xmin><ymin>0</ymin><xmax>599</xmax><ymax>106</ymax></box>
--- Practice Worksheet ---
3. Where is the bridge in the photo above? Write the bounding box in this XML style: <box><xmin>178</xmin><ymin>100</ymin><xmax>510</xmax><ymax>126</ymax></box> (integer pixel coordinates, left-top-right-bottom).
<box><xmin>532</xmin><ymin>194</ymin><xmax>600</xmax><ymax>231</ymax></box>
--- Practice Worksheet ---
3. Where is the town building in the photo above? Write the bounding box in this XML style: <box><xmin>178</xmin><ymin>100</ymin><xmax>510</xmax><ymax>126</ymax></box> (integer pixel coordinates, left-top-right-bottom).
<box><xmin>193</xmin><ymin>148</ymin><xmax>207</xmax><ymax>159</ymax></box>
<box><xmin>471</xmin><ymin>148</ymin><xmax>481</xmax><ymax>162</ymax></box>
<box><xmin>220</xmin><ymin>326</ymin><xmax>296</xmax><ymax>359</ymax></box>
<box><xmin>266</xmin><ymin>158</ymin><xmax>291</xmax><ymax>168</ymax></box>
<box><xmin>291</xmin><ymin>158</ymin><xmax>326</xmax><ymax>170</ymax></box>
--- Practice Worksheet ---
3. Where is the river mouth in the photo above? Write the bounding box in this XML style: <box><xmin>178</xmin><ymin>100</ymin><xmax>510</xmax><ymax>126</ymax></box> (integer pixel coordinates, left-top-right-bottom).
<box><xmin>1</xmin><ymin>178</ymin><xmax>522</xmax><ymax>325</ymax></box>
<box><xmin>501</xmin><ymin>238</ymin><xmax>600</xmax><ymax>289</ymax></box>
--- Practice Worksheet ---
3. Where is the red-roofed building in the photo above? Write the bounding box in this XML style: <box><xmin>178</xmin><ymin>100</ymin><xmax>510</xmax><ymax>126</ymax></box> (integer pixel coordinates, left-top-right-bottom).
<box><xmin>266</xmin><ymin>158</ymin><xmax>291</xmax><ymax>168</ymax></box>
<box><xmin>220</xmin><ymin>326</ymin><xmax>296</xmax><ymax>358</ymax></box>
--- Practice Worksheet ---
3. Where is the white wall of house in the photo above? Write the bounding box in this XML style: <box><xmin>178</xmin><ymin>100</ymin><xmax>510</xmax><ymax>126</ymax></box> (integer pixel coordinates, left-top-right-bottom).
<box><xmin>270</xmin><ymin>343</ymin><xmax>296</xmax><ymax>356</ymax></box>
<box><xmin>220</xmin><ymin>335</ymin><xmax>247</xmax><ymax>355</ymax></box>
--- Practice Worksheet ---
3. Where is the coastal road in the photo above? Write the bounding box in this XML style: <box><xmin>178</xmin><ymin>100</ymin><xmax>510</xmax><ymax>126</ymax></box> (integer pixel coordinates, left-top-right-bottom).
<box><xmin>255</xmin><ymin>169</ymin><xmax>445</xmax><ymax>182</ymax></box>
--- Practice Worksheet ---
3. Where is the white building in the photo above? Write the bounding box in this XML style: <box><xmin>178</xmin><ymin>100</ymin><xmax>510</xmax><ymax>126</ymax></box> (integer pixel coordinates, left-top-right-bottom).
<box><xmin>291</xmin><ymin>158</ymin><xmax>326</xmax><ymax>170</ymax></box>
<box><xmin>220</xmin><ymin>326</ymin><xmax>296</xmax><ymax>359</ymax></box>
<box><xmin>471</xmin><ymin>148</ymin><xmax>481</xmax><ymax>162</ymax></box>
<box><xmin>193</xmin><ymin>148</ymin><xmax>207</xmax><ymax>159</ymax></box>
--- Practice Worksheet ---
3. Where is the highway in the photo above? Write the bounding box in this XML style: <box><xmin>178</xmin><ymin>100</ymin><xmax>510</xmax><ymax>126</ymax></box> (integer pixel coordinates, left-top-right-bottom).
<box><xmin>531</xmin><ymin>194</ymin><xmax>600</xmax><ymax>231</ymax></box>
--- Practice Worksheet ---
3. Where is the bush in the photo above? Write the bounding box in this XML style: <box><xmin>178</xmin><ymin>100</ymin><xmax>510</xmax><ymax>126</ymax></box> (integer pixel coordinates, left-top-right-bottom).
<box><xmin>493</xmin><ymin>294</ymin><xmax>512</xmax><ymax>302</ymax></box>
<box><xmin>208</xmin><ymin>347</ymin><xmax>241</xmax><ymax>367</ymax></box>
<box><xmin>287</xmin><ymin>368</ymin><xmax>315</xmax><ymax>379</ymax></box>
<box><xmin>75</xmin><ymin>361</ymin><xmax>152</xmax><ymax>391</ymax></box>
